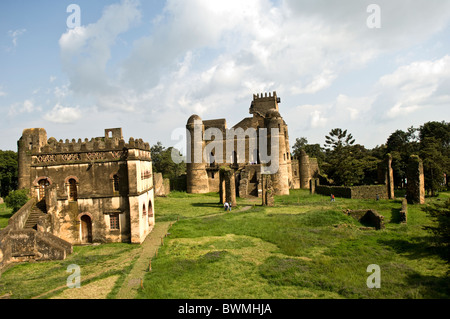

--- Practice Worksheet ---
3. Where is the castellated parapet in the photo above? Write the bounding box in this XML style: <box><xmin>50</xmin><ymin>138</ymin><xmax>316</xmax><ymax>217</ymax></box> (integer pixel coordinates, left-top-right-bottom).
<box><xmin>15</xmin><ymin>127</ymin><xmax>155</xmax><ymax>248</ymax></box>
<box><xmin>186</xmin><ymin>92</ymin><xmax>310</xmax><ymax>197</ymax></box>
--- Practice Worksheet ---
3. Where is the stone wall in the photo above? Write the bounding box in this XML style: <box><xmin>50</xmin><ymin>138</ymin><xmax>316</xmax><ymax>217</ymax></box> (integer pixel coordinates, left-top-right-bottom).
<box><xmin>316</xmin><ymin>185</ymin><xmax>388</xmax><ymax>200</ymax></box>
<box><xmin>7</xmin><ymin>198</ymin><xmax>36</xmax><ymax>230</ymax></box>
<box><xmin>154</xmin><ymin>173</ymin><xmax>171</xmax><ymax>197</ymax></box>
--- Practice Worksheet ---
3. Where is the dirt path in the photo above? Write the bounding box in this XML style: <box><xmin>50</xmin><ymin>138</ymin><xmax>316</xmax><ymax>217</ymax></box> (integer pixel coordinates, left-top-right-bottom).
<box><xmin>115</xmin><ymin>221</ymin><xmax>172</xmax><ymax>299</ymax></box>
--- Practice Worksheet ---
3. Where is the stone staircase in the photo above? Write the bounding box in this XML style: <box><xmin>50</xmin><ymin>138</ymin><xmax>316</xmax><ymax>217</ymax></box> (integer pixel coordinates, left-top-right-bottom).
<box><xmin>24</xmin><ymin>199</ymin><xmax>47</xmax><ymax>230</ymax></box>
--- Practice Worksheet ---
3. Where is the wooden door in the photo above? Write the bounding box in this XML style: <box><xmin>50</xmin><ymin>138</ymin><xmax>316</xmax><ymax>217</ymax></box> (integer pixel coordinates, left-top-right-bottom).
<box><xmin>38</xmin><ymin>179</ymin><xmax>49</xmax><ymax>201</ymax></box>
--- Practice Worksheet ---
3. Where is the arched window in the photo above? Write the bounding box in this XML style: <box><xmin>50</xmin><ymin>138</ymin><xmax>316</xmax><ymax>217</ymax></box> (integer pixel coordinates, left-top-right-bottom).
<box><xmin>143</xmin><ymin>203</ymin><xmax>147</xmax><ymax>217</ymax></box>
<box><xmin>69</xmin><ymin>178</ymin><xmax>78</xmax><ymax>201</ymax></box>
<box><xmin>113</xmin><ymin>175</ymin><xmax>120</xmax><ymax>192</ymax></box>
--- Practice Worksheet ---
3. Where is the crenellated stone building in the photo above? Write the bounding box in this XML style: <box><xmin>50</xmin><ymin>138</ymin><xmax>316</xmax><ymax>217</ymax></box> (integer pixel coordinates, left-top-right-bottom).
<box><xmin>16</xmin><ymin>127</ymin><xmax>155</xmax><ymax>245</ymax></box>
<box><xmin>186</xmin><ymin>92</ymin><xmax>320</xmax><ymax>197</ymax></box>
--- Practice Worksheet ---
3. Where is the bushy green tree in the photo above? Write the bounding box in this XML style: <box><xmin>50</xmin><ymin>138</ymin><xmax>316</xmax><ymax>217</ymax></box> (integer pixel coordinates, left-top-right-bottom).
<box><xmin>292</xmin><ymin>137</ymin><xmax>325</xmax><ymax>163</ymax></box>
<box><xmin>0</xmin><ymin>150</ymin><xmax>18</xmax><ymax>198</ymax></box>
<box><xmin>4</xmin><ymin>189</ymin><xmax>29</xmax><ymax>213</ymax></box>
<box><xmin>151</xmin><ymin>142</ymin><xmax>186</xmax><ymax>180</ymax></box>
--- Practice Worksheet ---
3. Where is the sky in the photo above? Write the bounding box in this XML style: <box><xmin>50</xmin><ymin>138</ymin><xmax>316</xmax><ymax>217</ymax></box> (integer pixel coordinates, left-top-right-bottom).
<box><xmin>0</xmin><ymin>0</ymin><xmax>449</xmax><ymax>153</ymax></box>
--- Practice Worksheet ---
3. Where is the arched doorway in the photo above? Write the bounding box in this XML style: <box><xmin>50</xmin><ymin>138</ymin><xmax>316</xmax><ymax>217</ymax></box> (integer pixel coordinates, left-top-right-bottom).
<box><xmin>69</xmin><ymin>178</ymin><xmax>78</xmax><ymax>201</ymax></box>
<box><xmin>80</xmin><ymin>215</ymin><xmax>93</xmax><ymax>243</ymax></box>
<box><xmin>148</xmin><ymin>200</ymin><xmax>154</xmax><ymax>226</ymax></box>
<box><xmin>38</xmin><ymin>178</ymin><xmax>50</xmax><ymax>201</ymax></box>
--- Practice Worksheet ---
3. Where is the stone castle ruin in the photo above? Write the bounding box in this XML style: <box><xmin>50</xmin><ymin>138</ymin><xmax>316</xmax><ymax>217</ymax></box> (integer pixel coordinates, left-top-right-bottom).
<box><xmin>185</xmin><ymin>92</ymin><xmax>320</xmax><ymax>198</ymax></box>
<box><xmin>1</xmin><ymin>128</ymin><xmax>155</xmax><ymax>272</ymax></box>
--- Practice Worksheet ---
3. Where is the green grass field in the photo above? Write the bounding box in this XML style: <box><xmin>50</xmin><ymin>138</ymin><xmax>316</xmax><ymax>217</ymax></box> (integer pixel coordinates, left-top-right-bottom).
<box><xmin>0</xmin><ymin>203</ymin><xmax>13</xmax><ymax>230</ymax></box>
<box><xmin>0</xmin><ymin>190</ymin><xmax>449</xmax><ymax>299</ymax></box>
<box><xmin>137</xmin><ymin>190</ymin><xmax>450</xmax><ymax>299</ymax></box>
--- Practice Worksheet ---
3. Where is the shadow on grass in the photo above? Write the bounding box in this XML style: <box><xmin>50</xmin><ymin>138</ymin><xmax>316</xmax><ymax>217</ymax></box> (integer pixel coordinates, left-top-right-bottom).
<box><xmin>390</xmin><ymin>207</ymin><xmax>402</xmax><ymax>224</ymax></box>
<box><xmin>378</xmin><ymin>236</ymin><xmax>448</xmax><ymax>262</ymax></box>
<box><xmin>405</xmin><ymin>272</ymin><xmax>450</xmax><ymax>298</ymax></box>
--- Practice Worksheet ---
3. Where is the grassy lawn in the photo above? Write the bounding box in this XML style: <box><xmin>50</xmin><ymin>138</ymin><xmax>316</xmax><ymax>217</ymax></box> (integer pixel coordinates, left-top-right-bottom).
<box><xmin>0</xmin><ymin>243</ymin><xmax>140</xmax><ymax>299</ymax></box>
<box><xmin>137</xmin><ymin>190</ymin><xmax>450</xmax><ymax>299</ymax></box>
<box><xmin>1</xmin><ymin>190</ymin><xmax>449</xmax><ymax>299</ymax></box>
<box><xmin>0</xmin><ymin>203</ymin><xmax>13</xmax><ymax>230</ymax></box>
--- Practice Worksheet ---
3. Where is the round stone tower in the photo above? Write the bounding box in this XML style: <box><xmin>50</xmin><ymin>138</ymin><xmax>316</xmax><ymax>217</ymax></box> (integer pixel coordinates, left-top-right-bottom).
<box><xmin>299</xmin><ymin>149</ymin><xmax>311</xmax><ymax>189</ymax></box>
<box><xmin>186</xmin><ymin>115</ymin><xmax>209</xmax><ymax>193</ymax></box>
<box><xmin>264</xmin><ymin>110</ymin><xmax>289</xmax><ymax>196</ymax></box>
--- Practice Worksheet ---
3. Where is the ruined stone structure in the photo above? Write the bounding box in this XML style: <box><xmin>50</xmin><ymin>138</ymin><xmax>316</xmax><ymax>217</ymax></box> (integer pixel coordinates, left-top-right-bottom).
<box><xmin>154</xmin><ymin>173</ymin><xmax>170</xmax><ymax>197</ymax></box>
<box><xmin>315</xmin><ymin>185</ymin><xmax>388</xmax><ymax>200</ymax></box>
<box><xmin>406</xmin><ymin>155</ymin><xmax>425</xmax><ymax>204</ymax></box>
<box><xmin>15</xmin><ymin>128</ymin><xmax>155</xmax><ymax>245</ymax></box>
<box><xmin>186</xmin><ymin>92</ymin><xmax>320</xmax><ymax>198</ymax></box>
<box><xmin>344</xmin><ymin>209</ymin><xmax>385</xmax><ymax>230</ymax></box>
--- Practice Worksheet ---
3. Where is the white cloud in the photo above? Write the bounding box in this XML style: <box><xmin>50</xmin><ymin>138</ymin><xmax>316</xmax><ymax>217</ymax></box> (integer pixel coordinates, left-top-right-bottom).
<box><xmin>59</xmin><ymin>0</ymin><xmax>141</xmax><ymax>109</ymax></box>
<box><xmin>0</xmin><ymin>86</ymin><xmax>6</xmax><ymax>97</ymax></box>
<box><xmin>43</xmin><ymin>104</ymin><xmax>82</xmax><ymax>124</ymax></box>
<box><xmin>374</xmin><ymin>55</ymin><xmax>450</xmax><ymax>119</ymax></box>
<box><xmin>8</xmin><ymin>99</ymin><xmax>41</xmax><ymax>116</ymax></box>
<box><xmin>50</xmin><ymin>0</ymin><xmax>450</xmax><ymax>149</ymax></box>
<box><xmin>7</xmin><ymin>28</ymin><xmax>26</xmax><ymax>48</ymax></box>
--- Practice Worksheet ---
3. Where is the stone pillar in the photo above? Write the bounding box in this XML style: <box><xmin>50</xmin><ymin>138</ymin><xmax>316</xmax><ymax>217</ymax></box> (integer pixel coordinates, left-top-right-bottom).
<box><xmin>309</xmin><ymin>178</ymin><xmax>317</xmax><ymax>195</ymax></box>
<box><xmin>262</xmin><ymin>174</ymin><xmax>274</xmax><ymax>207</ymax></box>
<box><xmin>219</xmin><ymin>167</ymin><xmax>236</xmax><ymax>207</ymax></box>
<box><xmin>400</xmin><ymin>198</ymin><xmax>408</xmax><ymax>223</ymax></box>
<box><xmin>386</xmin><ymin>154</ymin><xmax>395</xmax><ymax>199</ymax></box>
<box><xmin>406</xmin><ymin>155</ymin><xmax>425</xmax><ymax>204</ymax></box>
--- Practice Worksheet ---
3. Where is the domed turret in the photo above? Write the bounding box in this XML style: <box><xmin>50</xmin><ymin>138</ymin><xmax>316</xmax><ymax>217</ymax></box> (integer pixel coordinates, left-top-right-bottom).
<box><xmin>265</xmin><ymin>109</ymin><xmax>281</xmax><ymax>119</ymax></box>
<box><xmin>187</xmin><ymin>114</ymin><xmax>202</xmax><ymax>125</ymax></box>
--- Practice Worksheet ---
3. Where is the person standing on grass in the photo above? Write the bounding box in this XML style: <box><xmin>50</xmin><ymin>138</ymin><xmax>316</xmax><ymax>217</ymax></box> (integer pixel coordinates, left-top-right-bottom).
<box><xmin>228</xmin><ymin>202</ymin><xmax>232</xmax><ymax>211</ymax></box>
<box><xmin>224</xmin><ymin>202</ymin><xmax>229</xmax><ymax>211</ymax></box>
<box><xmin>331</xmin><ymin>194</ymin><xmax>335</xmax><ymax>202</ymax></box>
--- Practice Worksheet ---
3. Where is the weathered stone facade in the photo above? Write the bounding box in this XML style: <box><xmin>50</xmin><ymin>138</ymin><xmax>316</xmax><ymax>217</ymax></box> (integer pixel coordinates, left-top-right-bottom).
<box><xmin>186</xmin><ymin>92</ymin><xmax>320</xmax><ymax>198</ymax></box>
<box><xmin>16</xmin><ymin>128</ymin><xmax>155</xmax><ymax>245</ymax></box>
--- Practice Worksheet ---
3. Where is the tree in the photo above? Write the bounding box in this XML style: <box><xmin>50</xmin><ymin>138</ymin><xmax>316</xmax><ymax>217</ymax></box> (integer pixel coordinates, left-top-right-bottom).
<box><xmin>151</xmin><ymin>142</ymin><xmax>186</xmax><ymax>180</ymax></box>
<box><xmin>385</xmin><ymin>129</ymin><xmax>420</xmax><ymax>188</ymax></box>
<box><xmin>324</xmin><ymin>128</ymin><xmax>355</xmax><ymax>150</ymax></box>
<box><xmin>419</xmin><ymin>121</ymin><xmax>450</xmax><ymax>191</ymax></box>
<box><xmin>4</xmin><ymin>189</ymin><xmax>29</xmax><ymax>213</ymax></box>
<box><xmin>292</xmin><ymin>137</ymin><xmax>308</xmax><ymax>159</ymax></box>
<box><xmin>420</xmin><ymin>137</ymin><xmax>448</xmax><ymax>196</ymax></box>
<box><xmin>292</xmin><ymin>137</ymin><xmax>325</xmax><ymax>163</ymax></box>
<box><xmin>0</xmin><ymin>150</ymin><xmax>18</xmax><ymax>198</ymax></box>
<box><xmin>423</xmin><ymin>198</ymin><xmax>450</xmax><ymax>264</ymax></box>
